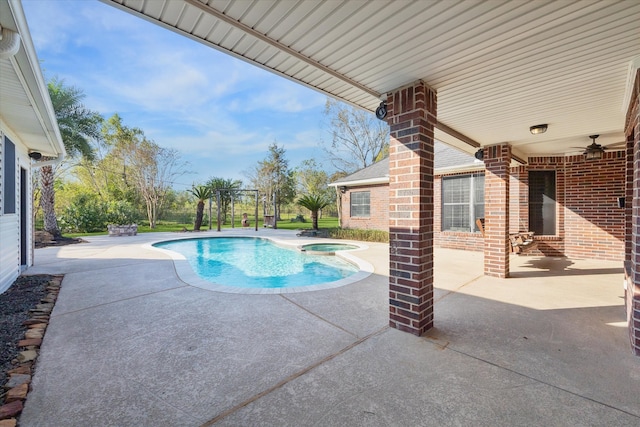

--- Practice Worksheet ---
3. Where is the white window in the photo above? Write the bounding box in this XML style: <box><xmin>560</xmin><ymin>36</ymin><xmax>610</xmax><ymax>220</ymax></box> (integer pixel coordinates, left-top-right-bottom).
<box><xmin>350</xmin><ymin>191</ymin><xmax>370</xmax><ymax>217</ymax></box>
<box><xmin>442</xmin><ymin>174</ymin><xmax>484</xmax><ymax>232</ymax></box>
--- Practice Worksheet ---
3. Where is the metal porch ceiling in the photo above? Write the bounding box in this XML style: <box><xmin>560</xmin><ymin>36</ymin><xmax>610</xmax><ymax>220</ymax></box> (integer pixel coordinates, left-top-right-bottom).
<box><xmin>102</xmin><ymin>0</ymin><xmax>640</xmax><ymax>159</ymax></box>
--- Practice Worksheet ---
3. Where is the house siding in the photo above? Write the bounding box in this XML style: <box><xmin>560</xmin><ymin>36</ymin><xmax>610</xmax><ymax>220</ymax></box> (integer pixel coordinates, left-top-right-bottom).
<box><xmin>1</xmin><ymin>130</ymin><xmax>33</xmax><ymax>293</ymax></box>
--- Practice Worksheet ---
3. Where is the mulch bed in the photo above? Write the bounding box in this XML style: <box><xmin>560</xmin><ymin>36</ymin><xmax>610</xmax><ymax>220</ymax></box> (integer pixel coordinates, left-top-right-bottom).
<box><xmin>0</xmin><ymin>275</ymin><xmax>50</xmax><ymax>387</ymax></box>
<box><xmin>0</xmin><ymin>232</ymin><xmax>76</xmax><ymax>427</ymax></box>
<box><xmin>0</xmin><ymin>233</ymin><xmax>77</xmax><ymax>425</ymax></box>
<box><xmin>34</xmin><ymin>231</ymin><xmax>84</xmax><ymax>249</ymax></box>
<box><xmin>0</xmin><ymin>274</ymin><xmax>62</xmax><ymax>425</ymax></box>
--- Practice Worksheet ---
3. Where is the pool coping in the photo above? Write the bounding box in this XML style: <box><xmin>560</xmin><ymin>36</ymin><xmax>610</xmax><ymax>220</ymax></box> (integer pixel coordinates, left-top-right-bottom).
<box><xmin>143</xmin><ymin>234</ymin><xmax>374</xmax><ymax>294</ymax></box>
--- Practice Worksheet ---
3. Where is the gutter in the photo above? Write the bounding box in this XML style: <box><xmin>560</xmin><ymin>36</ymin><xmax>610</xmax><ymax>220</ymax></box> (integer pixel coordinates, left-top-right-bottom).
<box><xmin>328</xmin><ymin>176</ymin><xmax>389</xmax><ymax>188</ymax></box>
<box><xmin>31</xmin><ymin>152</ymin><xmax>65</xmax><ymax>169</ymax></box>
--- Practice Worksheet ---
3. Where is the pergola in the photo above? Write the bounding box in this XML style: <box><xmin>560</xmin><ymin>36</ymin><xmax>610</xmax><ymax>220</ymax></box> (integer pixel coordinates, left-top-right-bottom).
<box><xmin>101</xmin><ymin>0</ymin><xmax>640</xmax><ymax>354</ymax></box>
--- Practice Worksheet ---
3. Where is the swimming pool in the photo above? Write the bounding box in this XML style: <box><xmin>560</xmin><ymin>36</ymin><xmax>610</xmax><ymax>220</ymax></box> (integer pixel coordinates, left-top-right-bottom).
<box><xmin>152</xmin><ymin>237</ymin><xmax>365</xmax><ymax>292</ymax></box>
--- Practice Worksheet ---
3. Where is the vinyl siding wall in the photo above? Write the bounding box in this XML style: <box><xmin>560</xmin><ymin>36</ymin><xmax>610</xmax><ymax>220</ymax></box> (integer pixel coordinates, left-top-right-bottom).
<box><xmin>0</xmin><ymin>129</ymin><xmax>32</xmax><ymax>293</ymax></box>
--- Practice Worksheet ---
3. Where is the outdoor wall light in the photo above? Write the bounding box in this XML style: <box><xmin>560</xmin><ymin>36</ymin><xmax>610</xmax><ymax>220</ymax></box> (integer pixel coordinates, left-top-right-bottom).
<box><xmin>28</xmin><ymin>151</ymin><xmax>42</xmax><ymax>160</ymax></box>
<box><xmin>474</xmin><ymin>149</ymin><xmax>484</xmax><ymax>160</ymax></box>
<box><xmin>339</xmin><ymin>186</ymin><xmax>348</xmax><ymax>194</ymax></box>
<box><xmin>529</xmin><ymin>124</ymin><xmax>548</xmax><ymax>135</ymax></box>
<box><xmin>375</xmin><ymin>102</ymin><xmax>387</xmax><ymax>120</ymax></box>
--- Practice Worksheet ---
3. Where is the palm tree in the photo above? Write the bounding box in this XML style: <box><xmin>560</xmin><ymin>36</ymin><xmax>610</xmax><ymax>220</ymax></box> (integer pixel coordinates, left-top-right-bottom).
<box><xmin>297</xmin><ymin>194</ymin><xmax>330</xmax><ymax>230</ymax></box>
<box><xmin>42</xmin><ymin>77</ymin><xmax>102</xmax><ymax>237</ymax></box>
<box><xmin>190</xmin><ymin>185</ymin><xmax>212</xmax><ymax>231</ymax></box>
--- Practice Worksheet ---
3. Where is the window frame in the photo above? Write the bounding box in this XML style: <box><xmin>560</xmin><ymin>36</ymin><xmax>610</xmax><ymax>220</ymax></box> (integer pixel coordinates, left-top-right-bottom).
<box><xmin>350</xmin><ymin>190</ymin><xmax>370</xmax><ymax>218</ymax></box>
<box><xmin>3</xmin><ymin>137</ymin><xmax>16</xmax><ymax>215</ymax></box>
<box><xmin>441</xmin><ymin>173</ymin><xmax>484</xmax><ymax>233</ymax></box>
<box><xmin>528</xmin><ymin>170</ymin><xmax>557</xmax><ymax>236</ymax></box>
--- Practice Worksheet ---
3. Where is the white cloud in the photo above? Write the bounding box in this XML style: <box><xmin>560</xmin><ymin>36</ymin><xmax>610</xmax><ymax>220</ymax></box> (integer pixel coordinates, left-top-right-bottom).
<box><xmin>23</xmin><ymin>0</ymin><xmax>334</xmax><ymax>187</ymax></box>
<box><xmin>229</xmin><ymin>78</ymin><xmax>326</xmax><ymax>114</ymax></box>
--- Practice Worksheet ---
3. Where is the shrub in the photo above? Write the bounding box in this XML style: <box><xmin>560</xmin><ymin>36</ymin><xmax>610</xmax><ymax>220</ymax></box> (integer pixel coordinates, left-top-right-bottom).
<box><xmin>327</xmin><ymin>228</ymin><xmax>389</xmax><ymax>243</ymax></box>
<box><xmin>60</xmin><ymin>195</ymin><xmax>139</xmax><ymax>233</ymax></box>
<box><xmin>106</xmin><ymin>200</ymin><xmax>138</xmax><ymax>225</ymax></box>
<box><xmin>60</xmin><ymin>193</ymin><xmax>108</xmax><ymax>233</ymax></box>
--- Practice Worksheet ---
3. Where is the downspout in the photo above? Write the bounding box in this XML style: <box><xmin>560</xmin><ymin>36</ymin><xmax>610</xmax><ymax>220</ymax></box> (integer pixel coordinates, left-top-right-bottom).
<box><xmin>0</xmin><ymin>23</ymin><xmax>65</xmax><ymax>170</ymax></box>
<box><xmin>0</xmin><ymin>25</ymin><xmax>21</xmax><ymax>59</ymax></box>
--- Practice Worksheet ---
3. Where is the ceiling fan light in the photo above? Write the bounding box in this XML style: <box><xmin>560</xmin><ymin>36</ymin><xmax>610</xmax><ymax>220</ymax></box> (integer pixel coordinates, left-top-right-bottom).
<box><xmin>584</xmin><ymin>134</ymin><xmax>604</xmax><ymax>160</ymax></box>
<box><xmin>584</xmin><ymin>148</ymin><xmax>603</xmax><ymax>160</ymax></box>
<box><xmin>530</xmin><ymin>124</ymin><xmax>548</xmax><ymax>134</ymax></box>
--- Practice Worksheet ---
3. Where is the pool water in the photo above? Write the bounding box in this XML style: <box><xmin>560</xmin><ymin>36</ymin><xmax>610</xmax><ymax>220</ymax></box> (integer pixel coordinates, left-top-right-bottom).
<box><xmin>154</xmin><ymin>237</ymin><xmax>358</xmax><ymax>289</ymax></box>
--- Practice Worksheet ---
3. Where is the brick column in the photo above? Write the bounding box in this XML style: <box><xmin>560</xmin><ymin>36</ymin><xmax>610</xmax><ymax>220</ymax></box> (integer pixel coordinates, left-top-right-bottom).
<box><xmin>386</xmin><ymin>81</ymin><xmax>436</xmax><ymax>336</ymax></box>
<box><xmin>628</xmin><ymin>68</ymin><xmax>640</xmax><ymax>356</ymax></box>
<box><xmin>483</xmin><ymin>144</ymin><xmax>511</xmax><ymax>278</ymax></box>
<box><xmin>625</xmin><ymin>133</ymin><xmax>634</xmax><ymax>263</ymax></box>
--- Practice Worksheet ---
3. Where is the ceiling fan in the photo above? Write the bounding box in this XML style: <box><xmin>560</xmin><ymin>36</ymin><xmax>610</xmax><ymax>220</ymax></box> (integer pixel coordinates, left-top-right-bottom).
<box><xmin>573</xmin><ymin>135</ymin><xmax>625</xmax><ymax>160</ymax></box>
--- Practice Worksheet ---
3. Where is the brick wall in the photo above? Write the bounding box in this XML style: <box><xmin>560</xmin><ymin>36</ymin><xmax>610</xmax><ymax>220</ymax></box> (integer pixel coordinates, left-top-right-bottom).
<box><xmin>340</xmin><ymin>184</ymin><xmax>389</xmax><ymax>230</ymax></box>
<box><xmin>339</xmin><ymin>174</ymin><xmax>484</xmax><ymax>251</ymax></box>
<box><xmin>513</xmin><ymin>154</ymin><xmax>625</xmax><ymax>261</ymax></box>
<box><xmin>564</xmin><ymin>152</ymin><xmax>625</xmax><ymax>260</ymax></box>
<box><xmin>339</xmin><ymin>154</ymin><xmax>625</xmax><ymax>261</ymax></box>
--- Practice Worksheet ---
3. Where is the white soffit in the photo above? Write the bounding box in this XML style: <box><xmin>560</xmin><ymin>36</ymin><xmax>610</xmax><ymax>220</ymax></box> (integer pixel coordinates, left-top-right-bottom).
<box><xmin>0</xmin><ymin>0</ymin><xmax>64</xmax><ymax>157</ymax></box>
<box><xmin>102</xmin><ymin>0</ymin><xmax>640</xmax><ymax>158</ymax></box>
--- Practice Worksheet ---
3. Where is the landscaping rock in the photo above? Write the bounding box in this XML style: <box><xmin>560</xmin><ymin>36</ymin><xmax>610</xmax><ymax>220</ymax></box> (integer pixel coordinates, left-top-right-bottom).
<box><xmin>16</xmin><ymin>351</ymin><xmax>37</xmax><ymax>364</ymax></box>
<box><xmin>6</xmin><ymin>366</ymin><xmax>29</xmax><ymax>376</ymax></box>
<box><xmin>17</xmin><ymin>338</ymin><xmax>41</xmax><ymax>347</ymax></box>
<box><xmin>4</xmin><ymin>374</ymin><xmax>29</xmax><ymax>389</ymax></box>
<box><xmin>24</xmin><ymin>329</ymin><xmax>43</xmax><ymax>340</ymax></box>
<box><xmin>0</xmin><ymin>401</ymin><xmax>22</xmax><ymax>419</ymax></box>
<box><xmin>27</xmin><ymin>323</ymin><xmax>47</xmax><ymax>330</ymax></box>
<box><xmin>4</xmin><ymin>384</ymin><xmax>28</xmax><ymax>403</ymax></box>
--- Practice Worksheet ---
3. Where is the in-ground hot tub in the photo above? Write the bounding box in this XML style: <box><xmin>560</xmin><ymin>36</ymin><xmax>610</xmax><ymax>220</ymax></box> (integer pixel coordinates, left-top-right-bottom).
<box><xmin>299</xmin><ymin>243</ymin><xmax>359</xmax><ymax>255</ymax></box>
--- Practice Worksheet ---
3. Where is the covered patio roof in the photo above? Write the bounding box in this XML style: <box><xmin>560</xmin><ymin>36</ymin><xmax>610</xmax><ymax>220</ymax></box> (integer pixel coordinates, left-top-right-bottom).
<box><xmin>103</xmin><ymin>0</ymin><xmax>640</xmax><ymax>160</ymax></box>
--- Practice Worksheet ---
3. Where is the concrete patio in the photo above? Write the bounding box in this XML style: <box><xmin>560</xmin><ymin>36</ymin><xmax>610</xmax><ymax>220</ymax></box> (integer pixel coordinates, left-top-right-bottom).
<box><xmin>19</xmin><ymin>229</ymin><xmax>640</xmax><ymax>426</ymax></box>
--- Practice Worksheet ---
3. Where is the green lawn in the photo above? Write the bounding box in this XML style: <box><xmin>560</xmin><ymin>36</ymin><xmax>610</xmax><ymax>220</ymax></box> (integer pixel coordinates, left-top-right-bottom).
<box><xmin>63</xmin><ymin>215</ymin><xmax>340</xmax><ymax>238</ymax></box>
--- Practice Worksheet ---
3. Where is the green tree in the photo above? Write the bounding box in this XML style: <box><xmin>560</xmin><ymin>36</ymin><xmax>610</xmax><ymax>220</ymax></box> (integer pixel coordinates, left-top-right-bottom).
<box><xmin>128</xmin><ymin>139</ymin><xmax>187</xmax><ymax>229</ymax></box>
<box><xmin>189</xmin><ymin>185</ymin><xmax>212</xmax><ymax>231</ymax></box>
<box><xmin>295</xmin><ymin>159</ymin><xmax>330</xmax><ymax>197</ymax></box>
<box><xmin>297</xmin><ymin>194</ymin><xmax>331</xmax><ymax>230</ymax></box>
<box><xmin>101</xmin><ymin>114</ymin><xmax>189</xmax><ymax>228</ymax></box>
<box><xmin>246</xmin><ymin>142</ymin><xmax>295</xmax><ymax>220</ymax></box>
<box><xmin>42</xmin><ymin>77</ymin><xmax>102</xmax><ymax>237</ymax></box>
<box><xmin>322</xmin><ymin>98</ymin><xmax>389</xmax><ymax>174</ymax></box>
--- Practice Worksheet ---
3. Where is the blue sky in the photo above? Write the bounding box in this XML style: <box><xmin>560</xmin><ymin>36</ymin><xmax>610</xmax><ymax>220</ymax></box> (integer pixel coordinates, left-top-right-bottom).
<box><xmin>22</xmin><ymin>0</ymin><xmax>331</xmax><ymax>190</ymax></box>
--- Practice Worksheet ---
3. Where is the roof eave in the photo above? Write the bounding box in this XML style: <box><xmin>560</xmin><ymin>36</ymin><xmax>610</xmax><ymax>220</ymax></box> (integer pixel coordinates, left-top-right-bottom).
<box><xmin>3</xmin><ymin>0</ymin><xmax>65</xmax><ymax>157</ymax></box>
<box><xmin>329</xmin><ymin>177</ymin><xmax>389</xmax><ymax>188</ymax></box>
